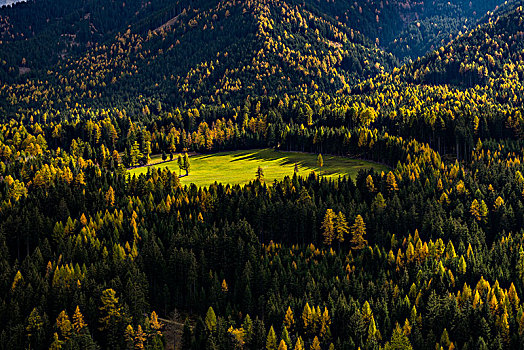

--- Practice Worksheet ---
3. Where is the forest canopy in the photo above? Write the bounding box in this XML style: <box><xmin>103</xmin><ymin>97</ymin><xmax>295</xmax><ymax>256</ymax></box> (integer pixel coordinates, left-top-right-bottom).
<box><xmin>0</xmin><ymin>0</ymin><xmax>524</xmax><ymax>349</ymax></box>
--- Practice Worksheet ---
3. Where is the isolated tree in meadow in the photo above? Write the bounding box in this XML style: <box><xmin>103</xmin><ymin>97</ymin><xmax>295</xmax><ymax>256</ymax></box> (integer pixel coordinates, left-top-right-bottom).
<box><xmin>350</xmin><ymin>215</ymin><xmax>368</xmax><ymax>250</ymax></box>
<box><xmin>317</xmin><ymin>154</ymin><xmax>324</xmax><ymax>177</ymax></box>
<box><xmin>178</xmin><ymin>153</ymin><xmax>191</xmax><ymax>176</ymax></box>
<box><xmin>178</xmin><ymin>154</ymin><xmax>183</xmax><ymax>176</ymax></box>
<box><xmin>256</xmin><ymin>166</ymin><xmax>265</xmax><ymax>181</ymax></box>
<box><xmin>183</xmin><ymin>153</ymin><xmax>191</xmax><ymax>176</ymax></box>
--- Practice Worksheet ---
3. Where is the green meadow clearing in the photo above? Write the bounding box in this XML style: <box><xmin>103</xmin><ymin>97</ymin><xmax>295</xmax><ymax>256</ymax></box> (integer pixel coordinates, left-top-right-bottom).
<box><xmin>129</xmin><ymin>149</ymin><xmax>388</xmax><ymax>187</ymax></box>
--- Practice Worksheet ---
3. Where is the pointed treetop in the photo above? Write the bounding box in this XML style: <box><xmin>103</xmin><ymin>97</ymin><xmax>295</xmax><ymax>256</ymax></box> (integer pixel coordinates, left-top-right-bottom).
<box><xmin>205</xmin><ymin>306</ymin><xmax>217</xmax><ymax>333</ymax></box>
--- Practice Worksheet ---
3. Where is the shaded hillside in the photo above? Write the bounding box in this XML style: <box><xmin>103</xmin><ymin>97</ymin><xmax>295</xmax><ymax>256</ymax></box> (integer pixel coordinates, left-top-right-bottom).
<box><xmin>385</xmin><ymin>0</ymin><xmax>510</xmax><ymax>59</ymax></box>
<box><xmin>0</xmin><ymin>0</ymin><xmax>511</xmax><ymax>85</ymax></box>
<box><xmin>0</xmin><ymin>0</ymin><xmax>197</xmax><ymax>79</ymax></box>
<box><xmin>398</xmin><ymin>4</ymin><xmax>524</xmax><ymax>88</ymax></box>
<box><xmin>0</xmin><ymin>0</ymin><xmax>398</xmax><ymax>111</ymax></box>
<box><xmin>307</xmin><ymin>0</ymin><xmax>507</xmax><ymax>59</ymax></box>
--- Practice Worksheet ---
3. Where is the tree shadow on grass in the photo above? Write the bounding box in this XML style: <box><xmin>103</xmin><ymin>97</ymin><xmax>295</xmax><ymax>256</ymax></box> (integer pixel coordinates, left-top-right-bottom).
<box><xmin>194</xmin><ymin>152</ymin><xmax>236</xmax><ymax>160</ymax></box>
<box><xmin>231</xmin><ymin>149</ymin><xmax>307</xmax><ymax>165</ymax></box>
<box><xmin>229</xmin><ymin>149</ymin><xmax>353</xmax><ymax>176</ymax></box>
<box><xmin>193</xmin><ymin>149</ymin><xmax>385</xmax><ymax>179</ymax></box>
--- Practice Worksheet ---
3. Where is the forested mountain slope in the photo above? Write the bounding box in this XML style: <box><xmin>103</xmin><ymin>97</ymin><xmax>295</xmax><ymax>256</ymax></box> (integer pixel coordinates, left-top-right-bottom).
<box><xmin>338</xmin><ymin>3</ymin><xmax>524</xmax><ymax>160</ymax></box>
<box><xmin>0</xmin><ymin>0</ymin><xmax>398</xmax><ymax>111</ymax></box>
<box><xmin>307</xmin><ymin>0</ymin><xmax>509</xmax><ymax>60</ymax></box>
<box><xmin>4</xmin><ymin>0</ymin><xmax>522</xmax><ymax>116</ymax></box>
<box><xmin>0</xmin><ymin>0</ymin><xmax>513</xmax><ymax>87</ymax></box>
<box><xmin>0</xmin><ymin>0</ymin><xmax>188</xmax><ymax>75</ymax></box>
<box><xmin>0</xmin><ymin>0</ymin><xmax>511</xmax><ymax>74</ymax></box>
<box><xmin>399</xmin><ymin>4</ymin><xmax>524</xmax><ymax>88</ymax></box>
<box><xmin>1</xmin><ymin>1</ymin><xmax>524</xmax><ymax>350</ymax></box>
<box><xmin>383</xmin><ymin>0</ymin><xmax>509</xmax><ymax>59</ymax></box>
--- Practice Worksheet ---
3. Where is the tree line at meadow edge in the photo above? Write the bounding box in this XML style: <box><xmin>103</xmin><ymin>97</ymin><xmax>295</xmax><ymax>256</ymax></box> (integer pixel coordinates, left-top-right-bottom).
<box><xmin>1</xmin><ymin>90</ymin><xmax>524</xmax><ymax>349</ymax></box>
<box><xmin>1</xmin><ymin>1</ymin><xmax>524</xmax><ymax>350</ymax></box>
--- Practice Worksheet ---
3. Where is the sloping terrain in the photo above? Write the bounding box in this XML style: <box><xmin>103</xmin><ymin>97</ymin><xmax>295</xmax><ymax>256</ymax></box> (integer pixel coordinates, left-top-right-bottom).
<box><xmin>399</xmin><ymin>3</ymin><xmax>524</xmax><ymax>88</ymax></box>
<box><xmin>0</xmin><ymin>0</ymin><xmax>194</xmax><ymax>79</ymax></box>
<box><xmin>300</xmin><ymin>0</ymin><xmax>509</xmax><ymax>59</ymax></box>
<box><xmin>1</xmin><ymin>2</ymin><xmax>524</xmax><ymax>350</ymax></box>
<box><xmin>0</xmin><ymin>0</ymin><xmax>512</xmax><ymax>93</ymax></box>
<box><xmin>0</xmin><ymin>0</ymin><xmax>399</xmax><ymax>112</ymax></box>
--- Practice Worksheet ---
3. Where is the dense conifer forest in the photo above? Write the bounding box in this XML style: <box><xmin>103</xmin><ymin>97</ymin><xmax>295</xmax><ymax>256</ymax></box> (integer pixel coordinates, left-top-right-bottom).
<box><xmin>1</xmin><ymin>0</ymin><xmax>524</xmax><ymax>349</ymax></box>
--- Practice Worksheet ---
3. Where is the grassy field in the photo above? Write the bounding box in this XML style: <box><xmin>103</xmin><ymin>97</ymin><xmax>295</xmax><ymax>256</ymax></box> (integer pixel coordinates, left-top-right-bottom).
<box><xmin>129</xmin><ymin>149</ymin><xmax>388</xmax><ymax>187</ymax></box>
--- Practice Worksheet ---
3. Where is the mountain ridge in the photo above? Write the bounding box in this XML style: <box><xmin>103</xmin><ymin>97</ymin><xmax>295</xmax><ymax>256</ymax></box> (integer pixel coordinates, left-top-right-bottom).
<box><xmin>0</xmin><ymin>0</ymin><xmax>399</xmax><ymax>111</ymax></box>
<box><xmin>0</xmin><ymin>0</ymin><xmax>522</xmax><ymax>115</ymax></box>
